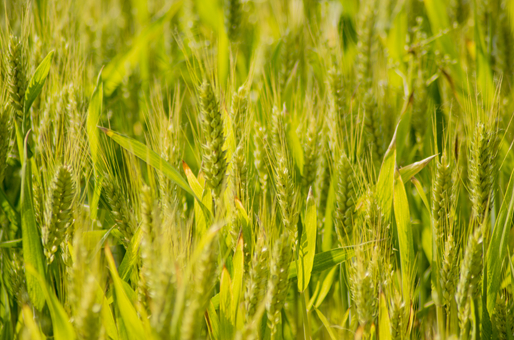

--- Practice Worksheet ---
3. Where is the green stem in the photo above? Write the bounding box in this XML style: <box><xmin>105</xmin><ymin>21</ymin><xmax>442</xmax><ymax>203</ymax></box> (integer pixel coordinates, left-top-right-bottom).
<box><xmin>301</xmin><ymin>291</ymin><xmax>311</xmax><ymax>340</ymax></box>
<box><xmin>437</xmin><ymin>305</ymin><xmax>446</xmax><ymax>340</ymax></box>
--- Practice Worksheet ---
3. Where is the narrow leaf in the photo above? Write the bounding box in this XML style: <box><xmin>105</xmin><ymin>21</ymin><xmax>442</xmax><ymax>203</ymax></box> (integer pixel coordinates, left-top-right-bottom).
<box><xmin>25</xmin><ymin>266</ymin><xmax>76</xmax><ymax>340</ymax></box>
<box><xmin>298</xmin><ymin>188</ymin><xmax>317</xmax><ymax>292</ymax></box>
<box><xmin>219</xmin><ymin>266</ymin><xmax>234</xmax><ymax>340</ymax></box>
<box><xmin>314</xmin><ymin>309</ymin><xmax>337</xmax><ymax>340</ymax></box>
<box><xmin>206</xmin><ymin>301</ymin><xmax>220</xmax><ymax>340</ymax></box>
<box><xmin>393</xmin><ymin>170</ymin><xmax>415</xmax><ymax>300</ymax></box>
<box><xmin>289</xmin><ymin>248</ymin><xmax>354</xmax><ymax>279</ymax></box>
<box><xmin>486</xmin><ymin>168</ymin><xmax>514</xmax><ymax>314</ymax></box>
<box><xmin>118</xmin><ymin>226</ymin><xmax>144</xmax><ymax>280</ymax></box>
<box><xmin>399</xmin><ymin>155</ymin><xmax>437</xmax><ymax>182</ymax></box>
<box><xmin>376</xmin><ymin>123</ymin><xmax>398</xmax><ymax>221</ymax></box>
<box><xmin>379</xmin><ymin>293</ymin><xmax>392</xmax><ymax>340</ymax></box>
<box><xmin>24</xmin><ymin>50</ymin><xmax>54</xmax><ymax>115</ymax></box>
<box><xmin>99</xmin><ymin>127</ymin><xmax>195</xmax><ymax>198</ymax></box>
<box><xmin>105</xmin><ymin>246</ymin><xmax>145</xmax><ymax>340</ymax></box>
<box><xmin>20</xmin><ymin>135</ymin><xmax>46</xmax><ymax>311</ymax></box>
<box><xmin>87</xmin><ymin>71</ymin><xmax>104</xmax><ymax>173</ymax></box>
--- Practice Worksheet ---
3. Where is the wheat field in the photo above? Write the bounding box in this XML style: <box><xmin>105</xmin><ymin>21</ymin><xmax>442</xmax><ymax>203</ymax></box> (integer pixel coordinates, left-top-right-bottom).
<box><xmin>0</xmin><ymin>0</ymin><xmax>514</xmax><ymax>339</ymax></box>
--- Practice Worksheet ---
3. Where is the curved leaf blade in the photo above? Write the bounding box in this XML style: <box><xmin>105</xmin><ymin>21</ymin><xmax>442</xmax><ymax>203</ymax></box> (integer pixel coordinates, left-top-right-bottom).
<box><xmin>24</xmin><ymin>50</ymin><xmax>54</xmax><ymax>115</ymax></box>
<box><xmin>486</xmin><ymin>168</ymin><xmax>514</xmax><ymax>314</ymax></box>
<box><xmin>289</xmin><ymin>247</ymin><xmax>354</xmax><ymax>279</ymax></box>
<box><xmin>393</xmin><ymin>170</ymin><xmax>414</xmax><ymax>300</ymax></box>
<box><xmin>99</xmin><ymin>127</ymin><xmax>194</xmax><ymax>198</ymax></box>
<box><xmin>399</xmin><ymin>155</ymin><xmax>436</xmax><ymax>182</ymax></box>
<box><xmin>105</xmin><ymin>246</ymin><xmax>145</xmax><ymax>340</ymax></box>
<box><xmin>20</xmin><ymin>136</ymin><xmax>46</xmax><ymax>311</ymax></box>
<box><xmin>25</xmin><ymin>266</ymin><xmax>76</xmax><ymax>340</ymax></box>
<box><xmin>298</xmin><ymin>188</ymin><xmax>317</xmax><ymax>292</ymax></box>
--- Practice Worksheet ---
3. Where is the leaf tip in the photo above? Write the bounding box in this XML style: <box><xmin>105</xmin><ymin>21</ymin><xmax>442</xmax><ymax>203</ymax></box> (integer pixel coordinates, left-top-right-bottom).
<box><xmin>97</xmin><ymin>126</ymin><xmax>112</xmax><ymax>136</ymax></box>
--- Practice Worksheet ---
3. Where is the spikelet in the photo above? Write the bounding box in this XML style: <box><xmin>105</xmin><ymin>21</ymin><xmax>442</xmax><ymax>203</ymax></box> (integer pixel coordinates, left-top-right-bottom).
<box><xmin>350</xmin><ymin>249</ymin><xmax>378</xmax><ymax>326</ymax></box>
<box><xmin>389</xmin><ymin>293</ymin><xmax>404</xmax><ymax>340</ymax></box>
<box><xmin>245</xmin><ymin>232</ymin><xmax>270</xmax><ymax>319</ymax></box>
<box><xmin>302</xmin><ymin>116</ymin><xmax>319</xmax><ymax>193</ymax></box>
<box><xmin>0</xmin><ymin>104</ymin><xmax>13</xmax><ymax>183</ymax></box>
<box><xmin>327</xmin><ymin>69</ymin><xmax>345</xmax><ymax>152</ymax></box>
<box><xmin>275</xmin><ymin>153</ymin><xmax>299</xmax><ymax>236</ymax></box>
<box><xmin>279</xmin><ymin>30</ymin><xmax>299</xmax><ymax>94</ymax></box>
<box><xmin>440</xmin><ymin>234</ymin><xmax>458</xmax><ymax>308</ymax></box>
<box><xmin>199</xmin><ymin>81</ymin><xmax>227</xmax><ymax>201</ymax></box>
<box><xmin>266</xmin><ymin>233</ymin><xmax>293</xmax><ymax>337</ymax></box>
<box><xmin>328</xmin><ymin>68</ymin><xmax>346</xmax><ymax>120</ymax></box>
<box><xmin>432</xmin><ymin>151</ymin><xmax>454</xmax><ymax>242</ymax></box>
<box><xmin>180</xmin><ymin>237</ymin><xmax>218</xmax><ymax>340</ymax></box>
<box><xmin>355</xmin><ymin>0</ymin><xmax>376</xmax><ymax>88</ymax></box>
<box><xmin>75</xmin><ymin>274</ymin><xmax>102</xmax><ymax>340</ymax></box>
<box><xmin>493</xmin><ymin>293</ymin><xmax>508</xmax><ymax>340</ymax></box>
<box><xmin>231</xmin><ymin>85</ymin><xmax>248</xmax><ymax>144</ymax></box>
<box><xmin>363</xmin><ymin>91</ymin><xmax>384</xmax><ymax>166</ymax></box>
<box><xmin>225</xmin><ymin>0</ymin><xmax>243</xmax><ymax>42</ymax></box>
<box><xmin>456</xmin><ymin>228</ymin><xmax>483</xmax><ymax>328</ymax></box>
<box><xmin>32</xmin><ymin>174</ymin><xmax>44</xmax><ymax>227</ymax></box>
<box><xmin>411</xmin><ymin>69</ymin><xmax>428</xmax><ymax>143</ymax></box>
<box><xmin>315</xmin><ymin>140</ymin><xmax>331</xmax><ymax>229</ymax></box>
<box><xmin>7</xmin><ymin>35</ymin><xmax>26</xmax><ymax>118</ymax></box>
<box><xmin>410</xmin><ymin>18</ymin><xmax>429</xmax><ymax>143</ymax></box>
<box><xmin>103</xmin><ymin>176</ymin><xmax>134</xmax><ymax>243</ymax></box>
<box><xmin>334</xmin><ymin>154</ymin><xmax>356</xmax><ymax>244</ymax></box>
<box><xmin>232</xmin><ymin>143</ymin><xmax>248</xmax><ymax>202</ymax></box>
<box><xmin>253</xmin><ymin>122</ymin><xmax>269</xmax><ymax>192</ymax></box>
<box><xmin>8</xmin><ymin>252</ymin><xmax>27</xmax><ymax>305</ymax></box>
<box><xmin>271</xmin><ymin>105</ymin><xmax>287</xmax><ymax>153</ymax></box>
<box><xmin>469</xmin><ymin>123</ymin><xmax>498</xmax><ymax>222</ymax></box>
<box><xmin>140</xmin><ymin>185</ymin><xmax>160</xmax><ymax>297</ymax></box>
<box><xmin>42</xmin><ymin>165</ymin><xmax>75</xmax><ymax>263</ymax></box>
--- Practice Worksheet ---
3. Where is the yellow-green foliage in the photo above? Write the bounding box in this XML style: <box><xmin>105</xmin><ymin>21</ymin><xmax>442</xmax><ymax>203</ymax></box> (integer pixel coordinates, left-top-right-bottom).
<box><xmin>1</xmin><ymin>1</ymin><xmax>514</xmax><ymax>340</ymax></box>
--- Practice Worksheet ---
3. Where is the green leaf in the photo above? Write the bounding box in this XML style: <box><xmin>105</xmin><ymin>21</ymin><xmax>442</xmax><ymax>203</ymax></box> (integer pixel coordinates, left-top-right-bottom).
<box><xmin>183</xmin><ymin>161</ymin><xmax>212</xmax><ymax>237</ymax></box>
<box><xmin>314</xmin><ymin>309</ymin><xmax>337</xmax><ymax>340</ymax></box>
<box><xmin>118</xmin><ymin>226</ymin><xmax>144</xmax><ymax>280</ymax></box>
<box><xmin>399</xmin><ymin>155</ymin><xmax>437</xmax><ymax>182</ymax></box>
<box><xmin>486</xmin><ymin>168</ymin><xmax>514</xmax><ymax>314</ymax></box>
<box><xmin>20</xmin><ymin>135</ymin><xmax>46</xmax><ymax>311</ymax></box>
<box><xmin>86</xmin><ymin>72</ymin><xmax>104</xmax><ymax>223</ymax></box>
<box><xmin>24</xmin><ymin>50</ymin><xmax>54</xmax><ymax>115</ymax></box>
<box><xmin>0</xmin><ymin>239</ymin><xmax>22</xmax><ymax>248</ymax></box>
<box><xmin>393</xmin><ymin>169</ymin><xmax>415</xmax><ymax>300</ymax></box>
<box><xmin>21</xmin><ymin>305</ymin><xmax>44</xmax><ymax>340</ymax></box>
<box><xmin>322</xmin><ymin>179</ymin><xmax>336</xmax><ymax>252</ymax></box>
<box><xmin>102</xmin><ymin>2</ymin><xmax>181</xmax><ymax>96</ymax></box>
<box><xmin>25</xmin><ymin>265</ymin><xmax>76</xmax><ymax>340</ymax></box>
<box><xmin>99</xmin><ymin>127</ymin><xmax>197</xmax><ymax>200</ymax></box>
<box><xmin>87</xmin><ymin>71</ymin><xmax>104</xmax><ymax>173</ymax></box>
<box><xmin>105</xmin><ymin>246</ymin><xmax>145</xmax><ymax>340</ymax></box>
<box><xmin>219</xmin><ymin>266</ymin><xmax>234</xmax><ymax>340</ymax></box>
<box><xmin>289</xmin><ymin>247</ymin><xmax>354</xmax><ymax>279</ymax></box>
<box><xmin>376</xmin><ymin>124</ymin><xmax>398</xmax><ymax>222</ymax></box>
<box><xmin>206</xmin><ymin>301</ymin><xmax>220</xmax><ymax>340</ymax></box>
<box><xmin>411</xmin><ymin>177</ymin><xmax>431</xmax><ymax>214</ymax></box>
<box><xmin>308</xmin><ymin>266</ymin><xmax>337</xmax><ymax>310</ymax></box>
<box><xmin>235</xmin><ymin>198</ymin><xmax>253</xmax><ymax>257</ymax></box>
<box><xmin>298</xmin><ymin>188</ymin><xmax>317</xmax><ymax>292</ymax></box>
<box><xmin>379</xmin><ymin>293</ymin><xmax>391</xmax><ymax>340</ymax></box>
